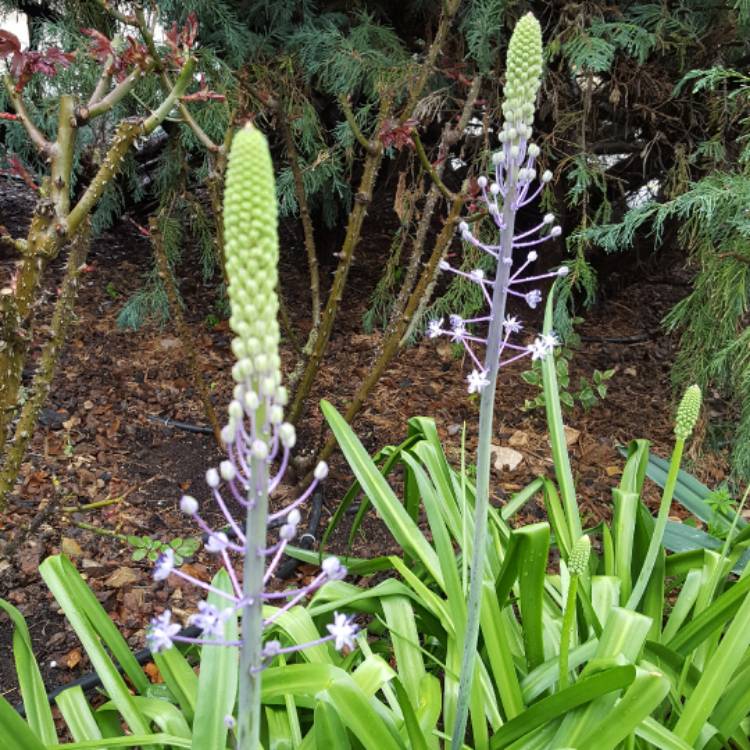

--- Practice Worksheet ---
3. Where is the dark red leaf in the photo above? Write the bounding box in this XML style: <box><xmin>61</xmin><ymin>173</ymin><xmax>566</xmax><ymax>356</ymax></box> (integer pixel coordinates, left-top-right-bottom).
<box><xmin>82</xmin><ymin>28</ymin><xmax>113</xmax><ymax>64</ymax></box>
<box><xmin>0</xmin><ymin>29</ymin><xmax>21</xmax><ymax>58</ymax></box>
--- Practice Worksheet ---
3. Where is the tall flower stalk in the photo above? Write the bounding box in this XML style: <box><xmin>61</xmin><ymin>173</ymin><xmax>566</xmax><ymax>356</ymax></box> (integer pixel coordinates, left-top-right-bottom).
<box><xmin>146</xmin><ymin>124</ymin><xmax>356</xmax><ymax>750</ymax></box>
<box><xmin>429</xmin><ymin>15</ymin><xmax>563</xmax><ymax>748</ymax></box>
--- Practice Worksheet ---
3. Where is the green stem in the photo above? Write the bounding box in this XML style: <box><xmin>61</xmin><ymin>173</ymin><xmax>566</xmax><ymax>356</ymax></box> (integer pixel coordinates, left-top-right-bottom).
<box><xmin>451</xmin><ymin>167</ymin><xmax>519</xmax><ymax>750</ymax></box>
<box><xmin>559</xmin><ymin>575</ymin><xmax>579</xmax><ymax>689</ymax></box>
<box><xmin>237</xmin><ymin>453</ymin><xmax>269</xmax><ymax>749</ymax></box>
<box><xmin>626</xmin><ymin>438</ymin><xmax>685</xmax><ymax>610</ymax></box>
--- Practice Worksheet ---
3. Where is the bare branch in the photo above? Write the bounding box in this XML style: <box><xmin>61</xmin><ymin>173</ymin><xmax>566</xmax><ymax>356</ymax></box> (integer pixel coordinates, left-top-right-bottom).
<box><xmin>3</xmin><ymin>76</ymin><xmax>52</xmax><ymax>155</ymax></box>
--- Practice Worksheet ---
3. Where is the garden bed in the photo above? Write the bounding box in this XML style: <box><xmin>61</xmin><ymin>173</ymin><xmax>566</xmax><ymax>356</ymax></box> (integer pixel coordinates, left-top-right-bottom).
<box><xmin>0</xmin><ymin>178</ymin><xmax>730</xmax><ymax>706</ymax></box>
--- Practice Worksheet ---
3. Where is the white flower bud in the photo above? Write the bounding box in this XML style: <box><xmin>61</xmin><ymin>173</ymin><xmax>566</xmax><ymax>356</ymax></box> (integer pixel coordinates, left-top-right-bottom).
<box><xmin>231</xmin><ymin>338</ymin><xmax>246</xmax><ymax>359</ymax></box>
<box><xmin>542</xmin><ymin>169</ymin><xmax>553</xmax><ymax>183</ymax></box>
<box><xmin>527</xmin><ymin>250</ymin><xmax>538</xmax><ymax>262</ymax></box>
<box><xmin>205</xmin><ymin>468</ymin><xmax>220</xmax><ymax>488</ymax></box>
<box><xmin>280</xmin><ymin>523</ymin><xmax>296</xmax><ymax>541</ymax></box>
<box><xmin>543</xmin><ymin>213</ymin><xmax>554</xmax><ymax>224</ymax></box>
<box><xmin>322</xmin><ymin>556</ymin><xmax>346</xmax><ymax>580</ymax></box>
<box><xmin>458</xmin><ymin>221</ymin><xmax>469</xmax><ymax>233</ymax></box>
<box><xmin>551</xmin><ymin>226</ymin><xmax>562</xmax><ymax>237</ymax></box>
<box><xmin>275</xmin><ymin>386</ymin><xmax>288</xmax><ymax>406</ymax></box>
<box><xmin>221</xmin><ymin>424</ymin><xmax>236</xmax><ymax>444</ymax></box>
<box><xmin>220</xmin><ymin>460</ymin><xmax>236</xmax><ymax>482</ymax></box>
<box><xmin>490</xmin><ymin>182</ymin><xmax>501</xmax><ymax>196</ymax></box>
<box><xmin>528</xmin><ymin>143</ymin><xmax>540</xmax><ymax>158</ymax></box>
<box><xmin>477</xmin><ymin>176</ymin><xmax>487</xmax><ymax>189</ymax></box>
<box><xmin>261</xmin><ymin>377</ymin><xmax>275</xmax><ymax>397</ymax></box>
<box><xmin>287</xmin><ymin>509</ymin><xmax>301</xmax><ymax>526</ymax></box>
<box><xmin>491</xmin><ymin>151</ymin><xmax>505</xmax><ymax>165</ymax></box>
<box><xmin>557</xmin><ymin>266</ymin><xmax>570</xmax><ymax>276</ymax></box>
<box><xmin>279</xmin><ymin>423</ymin><xmax>296</xmax><ymax>449</ymax></box>
<box><xmin>244</xmin><ymin>391</ymin><xmax>260</xmax><ymax>411</ymax></box>
<box><xmin>228</xmin><ymin>400</ymin><xmax>243</xmax><ymax>421</ymax></box>
<box><xmin>314</xmin><ymin>461</ymin><xmax>329</xmax><ymax>481</ymax></box>
<box><xmin>269</xmin><ymin>405</ymin><xmax>284</xmax><ymax>425</ymax></box>
<box><xmin>180</xmin><ymin>495</ymin><xmax>198</xmax><ymax>515</ymax></box>
<box><xmin>251</xmin><ymin>440</ymin><xmax>269</xmax><ymax>460</ymax></box>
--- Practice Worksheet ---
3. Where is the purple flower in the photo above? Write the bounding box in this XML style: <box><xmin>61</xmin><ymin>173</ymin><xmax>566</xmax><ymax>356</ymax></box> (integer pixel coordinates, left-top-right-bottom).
<box><xmin>205</xmin><ymin>531</ymin><xmax>230</xmax><ymax>554</ymax></box>
<box><xmin>524</xmin><ymin>290</ymin><xmax>543</xmax><ymax>309</ymax></box>
<box><xmin>327</xmin><ymin>612</ymin><xmax>358</xmax><ymax>651</ymax></box>
<box><xmin>189</xmin><ymin>601</ymin><xmax>231</xmax><ymax>638</ymax></box>
<box><xmin>528</xmin><ymin>336</ymin><xmax>554</xmax><ymax>361</ymax></box>
<box><xmin>322</xmin><ymin>556</ymin><xmax>347</xmax><ymax>581</ymax></box>
<box><xmin>503</xmin><ymin>316</ymin><xmax>522</xmax><ymax>335</ymax></box>
<box><xmin>148</xmin><ymin>611</ymin><xmax>181</xmax><ymax>653</ymax></box>
<box><xmin>427</xmin><ymin>319</ymin><xmax>443</xmax><ymax>338</ymax></box>
<box><xmin>467</xmin><ymin>369</ymin><xmax>490</xmax><ymax>394</ymax></box>
<box><xmin>153</xmin><ymin>548</ymin><xmax>175</xmax><ymax>581</ymax></box>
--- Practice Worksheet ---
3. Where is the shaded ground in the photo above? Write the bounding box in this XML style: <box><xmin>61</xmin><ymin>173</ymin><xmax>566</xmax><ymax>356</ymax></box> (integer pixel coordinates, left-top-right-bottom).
<box><xmin>0</xmin><ymin>177</ymin><xmax>730</xmax><ymax>707</ymax></box>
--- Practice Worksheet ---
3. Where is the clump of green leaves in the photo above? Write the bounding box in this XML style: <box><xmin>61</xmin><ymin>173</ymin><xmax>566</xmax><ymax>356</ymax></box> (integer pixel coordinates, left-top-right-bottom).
<box><xmin>127</xmin><ymin>534</ymin><xmax>200</xmax><ymax>565</ymax></box>
<box><xmin>521</xmin><ymin>334</ymin><xmax>614</xmax><ymax>412</ymax></box>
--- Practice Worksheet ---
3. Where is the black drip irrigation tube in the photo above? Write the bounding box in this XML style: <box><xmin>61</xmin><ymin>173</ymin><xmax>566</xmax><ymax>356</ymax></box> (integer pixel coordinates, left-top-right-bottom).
<box><xmin>15</xmin><ymin>488</ymin><xmax>325</xmax><ymax>715</ymax></box>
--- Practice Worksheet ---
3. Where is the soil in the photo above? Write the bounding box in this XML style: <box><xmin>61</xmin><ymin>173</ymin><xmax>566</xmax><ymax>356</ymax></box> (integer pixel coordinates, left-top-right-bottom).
<box><xmin>0</xmin><ymin>176</ymin><xmax>731</xmax><ymax>710</ymax></box>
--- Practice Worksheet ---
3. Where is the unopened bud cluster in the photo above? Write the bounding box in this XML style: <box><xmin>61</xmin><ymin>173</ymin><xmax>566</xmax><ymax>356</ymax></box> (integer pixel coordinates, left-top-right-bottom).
<box><xmin>674</xmin><ymin>385</ymin><xmax>702</xmax><ymax>441</ymax></box>
<box><xmin>568</xmin><ymin>535</ymin><xmax>591</xmax><ymax>577</ymax></box>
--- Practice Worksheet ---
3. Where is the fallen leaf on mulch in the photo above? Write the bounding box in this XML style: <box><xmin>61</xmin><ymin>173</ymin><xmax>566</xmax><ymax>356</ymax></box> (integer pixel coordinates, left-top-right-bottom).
<box><xmin>144</xmin><ymin>662</ymin><xmax>163</xmax><ymax>683</ymax></box>
<box><xmin>104</xmin><ymin>566</ymin><xmax>140</xmax><ymax>588</ymax></box>
<box><xmin>61</xmin><ymin>537</ymin><xmax>83</xmax><ymax>558</ymax></box>
<box><xmin>564</xmin><ymin>427</ymin><xmax>581</xmax><ymax>447</ymax></box>
<box><xmin>491</xmin><ymin>445</ymin><xmax>524</xmax><ymax>472</ymax></box>
<box><xmin>64</xmin><ymin>648</ymin><xmax>82</xmax><ymax>669</ymax></box>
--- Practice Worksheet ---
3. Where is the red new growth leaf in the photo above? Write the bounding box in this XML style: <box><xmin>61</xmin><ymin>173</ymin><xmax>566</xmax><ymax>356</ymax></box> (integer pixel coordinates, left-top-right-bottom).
<box><xmin>379</xmin><ymin>118</ymin><xmax>419</xmax><ymax>151</ymax></box>
<box><xmin>0</xmin><ymin>112</ymin><xmax>19</xmax><ymax>121</ymax></box>
<box><xmin>182</xmin><ymin>75</ymin><xmax>225</xmax><ymax>102</ymax></box>
<box><xmin>0</xmin><ymin>30</ymin><xmax>74</xmax><ymax>90</ymax></box>
<box><xmin>0</xmin><ymin>29</ymin><xmax>21</xmax><ymax>58</ymax></box>
<box><xmin>1</xmin><ymin>154</ymin><xmax>39</xmax><ymax>191</ymax></box>
<box><xmin>82</xmin><ymin>28</ymin><xmax>114</xmax><ymax>64</ymax></box>
<box><xmin>119</xmin><ymin>37</ymin><xmax>150</xmax><ymax>76</ymax></box>
<box><xmin>165</xmin><ymin>12</ymin><xmax>199</xmax><ymax>66</ymax></box>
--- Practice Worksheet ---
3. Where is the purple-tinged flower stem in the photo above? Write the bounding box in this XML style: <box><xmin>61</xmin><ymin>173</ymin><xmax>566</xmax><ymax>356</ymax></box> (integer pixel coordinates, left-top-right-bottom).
<box><xmin>453</xmin><ymin>152</ymin><xmax>519</xmax><ymax>750</ymax></box>
<box><xmin>238</xmin><ymin>449</ymin><xmax>269</xmax><ymax>749</ymax></box>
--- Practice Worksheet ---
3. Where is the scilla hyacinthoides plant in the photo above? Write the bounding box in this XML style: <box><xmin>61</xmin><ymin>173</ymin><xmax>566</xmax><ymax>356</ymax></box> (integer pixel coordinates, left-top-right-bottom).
<box><xmin>146</xmin><ymin>124</ymin><xmax>357</xmax><ymax>749</ymax></box>
<box><xmin>430</xmin><ymin>13</ymin><xmax>570</xmax><ymax>749</ymax></box>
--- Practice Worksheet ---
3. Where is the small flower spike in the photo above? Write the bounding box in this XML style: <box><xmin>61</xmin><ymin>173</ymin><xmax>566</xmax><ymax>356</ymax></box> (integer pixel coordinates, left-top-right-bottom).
<box><xmin>146</xmin><ymin>125</ymin><xmax>356</xmax><ymax>700</ymax></box>
<box><xmin>429</xmin><ymin>14</ymin><xmax>564</xmax><ymax>392</ymax></box>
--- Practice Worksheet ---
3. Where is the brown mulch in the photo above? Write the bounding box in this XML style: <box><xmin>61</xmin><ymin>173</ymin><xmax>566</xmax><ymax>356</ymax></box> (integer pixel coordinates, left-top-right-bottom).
<box><xmin>0</xmin><ymin>177</ymin><xmax>730</xmax><ymax>708</ymax></box>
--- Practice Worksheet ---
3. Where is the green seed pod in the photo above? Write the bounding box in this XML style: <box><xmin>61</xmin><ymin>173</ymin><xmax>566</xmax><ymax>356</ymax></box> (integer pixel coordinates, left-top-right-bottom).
<box><xmin>674</xmin><ymin>385</ymin><xmax>702</xmax><ymax>441</ymax></box>
<box><xmin>568</xmin><ymin>535</ymin><xmax>591</xmax><ymax>577</ymax></box>
<box><xmin>223</xmin><ymin>124</ymin><xmax>280</xmax><ymax>395</ymax></box>
<box><xmin>502</xmin><ymin>13</ymin><xmax>543</xmax><ymax>139</ymax></box>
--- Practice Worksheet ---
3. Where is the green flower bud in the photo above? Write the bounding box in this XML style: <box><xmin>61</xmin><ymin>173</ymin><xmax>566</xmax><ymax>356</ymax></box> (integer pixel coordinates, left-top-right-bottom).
<box><xmin>223</xmin><ymin>124</ymin><xmax>280</xmax><ymax>394</ymax></box>
<box><xmin>674</xmin><ymin>385</ymin><xmax>702</xmax><ymax>441</ymax></box>
<box><xmin>568</xmin><ymin>535</ymin><xmax>590</xmax><ymax>577</ymax></box>
<box><xmin>503</xmin><ymin>13</ymin><xmax>543</xmax><ymax>139</ymax></box>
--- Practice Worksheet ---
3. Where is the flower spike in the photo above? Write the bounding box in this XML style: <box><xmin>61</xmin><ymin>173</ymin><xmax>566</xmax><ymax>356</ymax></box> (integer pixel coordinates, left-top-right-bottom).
<box><xmin>146</xmin><ymin>125</ymin><xmax>357</xmax><ymax>748</ymax></box>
